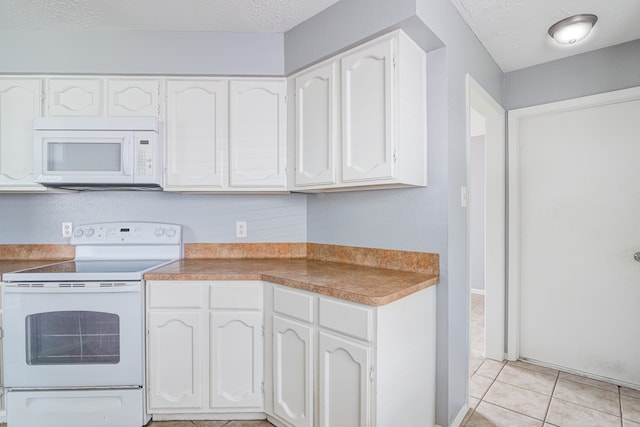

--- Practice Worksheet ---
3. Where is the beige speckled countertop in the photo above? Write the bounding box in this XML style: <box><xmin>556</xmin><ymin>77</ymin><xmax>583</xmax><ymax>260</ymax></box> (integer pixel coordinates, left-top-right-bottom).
<box><xmin>145</xmin><ymin>258</ymin><xmax>438</xmax><ymax>306</ymax></box>
<box><xmin>146</xmin><ymin>243</ymin><xmax>439</xmax><ymax>306</ymax></box>
<box><xmin>0</xmin><ymin>243</ymin><xmax>439</xmax><ymax>307</ymax></box>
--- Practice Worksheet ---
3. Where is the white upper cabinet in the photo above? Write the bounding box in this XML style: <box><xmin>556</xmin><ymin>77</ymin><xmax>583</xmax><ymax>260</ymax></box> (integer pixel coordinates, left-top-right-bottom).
<box><xmin>46</xmin><ymin>77</ymin><xmax>160</xmax><ymax>117</ymax></box>
<box><xmin>341</xmin><ymin>38</ymin><xmax>395</xmax><ymax>183</ymax></box>
<box><xmin>46</xmin><ymin>78</ymin><xmax>103</xmax><ymax>116</ymax></box>
<box><xmin>164</xmin><ymin>79</ymin><xmax>228</xmax><ymax>191</ymax></box>
<box><xmin>229</xmin><ymin>80</ymin><xmax>287</xmax><ymax>190</ymax></box>
<box><xmin>291</xmin><ymin>30</ymin><xmax>427</xmax><ymax>192</ymax></box>
<box><xmin>107</xmin><ymin>79</ymin><xmax>160</xmax><ymax>117</ymax></box>
<box><xmin>0</xmin><ymin>78</ymin><xmax>45</xmax><ymax>191</ymax></box>
<box><xmin>294</xmin><ymin>62</ymin><xmax>338</xmax><ymax>187</ymax></box>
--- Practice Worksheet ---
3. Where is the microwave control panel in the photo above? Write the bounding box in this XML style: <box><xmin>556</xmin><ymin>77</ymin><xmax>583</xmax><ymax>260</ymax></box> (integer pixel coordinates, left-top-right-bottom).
<box><xmin>134</xmin><ymin>132</ymin><xmax>156</xmax><ymax>177</ymax></box>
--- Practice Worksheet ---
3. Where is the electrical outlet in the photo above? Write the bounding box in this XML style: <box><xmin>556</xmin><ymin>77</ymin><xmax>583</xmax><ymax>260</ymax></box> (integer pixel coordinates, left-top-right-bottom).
<box><xmin>62</xmin><ymin>222</ymin><xmax>73</xmax><ymax>238</ymax></box>
<box><xmin>236</xmin><ymin>221</ymin><xmax>248</xmax><ymax>238</ymax></box>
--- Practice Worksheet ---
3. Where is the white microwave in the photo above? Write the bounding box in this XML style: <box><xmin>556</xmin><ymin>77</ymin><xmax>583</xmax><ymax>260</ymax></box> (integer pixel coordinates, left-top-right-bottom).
<box><xmin>34</xmin><ymin>117</ymin><xmax>163</xmax><ymax>189</ymax></box>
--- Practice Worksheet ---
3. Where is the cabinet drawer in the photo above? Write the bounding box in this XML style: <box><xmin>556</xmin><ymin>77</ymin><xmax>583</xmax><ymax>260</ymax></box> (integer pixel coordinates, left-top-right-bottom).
<box><xmin>209</xmin><ymin>282</ymin><xmax>263</xmax><ymax>310</ymax></box>
<box><xmin>319</xmin><ymin>297</ymin><xmax>372</xmax><ymax>342</ymax></box>
<box><xmin>148</xmin><ymin>282</ymin><xmax>204</xmax><ymax>309</ymax></box>
<box><xmin>273</xmin><ymin>286</ymin><xmax>314</xmax><ymax>324</ymax></box>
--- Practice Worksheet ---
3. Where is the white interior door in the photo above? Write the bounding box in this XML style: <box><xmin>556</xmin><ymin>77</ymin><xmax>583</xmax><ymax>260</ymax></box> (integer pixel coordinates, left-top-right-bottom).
<box><xmin>508</xmin><ymin>86</ymin><xmax>640</xmax><ymax>387</ymax></box>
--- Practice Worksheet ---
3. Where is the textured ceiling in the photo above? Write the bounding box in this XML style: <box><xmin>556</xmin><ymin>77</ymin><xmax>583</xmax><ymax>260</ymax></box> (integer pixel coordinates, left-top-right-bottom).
<box><xmin>2</xmin><ymin>0</ymin><xmax>639</xmax><ymax>72</ymax></box>
<box><xmin>448</xmin><ymin>0</ymin><xmax>640</xmax><ymax>72</ymax></box>
<box><xmin>0</xmin><ymin>0</ymin><xmax>341</xmax><ymax>32</ymax></box>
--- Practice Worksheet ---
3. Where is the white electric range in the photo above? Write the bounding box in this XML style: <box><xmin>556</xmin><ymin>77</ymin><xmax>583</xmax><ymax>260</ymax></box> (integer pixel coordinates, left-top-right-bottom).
<box><xmin>2</xmin><ymin>221</ymin><xmax>182</xmax><ymax>427</ymax></box>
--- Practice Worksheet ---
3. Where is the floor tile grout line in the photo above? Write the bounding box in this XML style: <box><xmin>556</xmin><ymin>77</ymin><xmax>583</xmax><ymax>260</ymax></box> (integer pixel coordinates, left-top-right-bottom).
<box><xmin>483</xmin><ymin>361</ymin><xmax>564</xmax><ymax>424</ymax></box>
<box><xmin>551</xmin><ymin>394</ymin><xmax>624</xmax><ymax>419</ymax></box>
<box><xmin>542</xmin><ymin>370</ymin><xmax>560</xmax><ymax>425</ymax></box>
<box><xmin>619</xmin><ymin>385</ymin><xmax>623</xmax><ymax>426</ymax></box>
<box><xmin>559</xmin><ymin>374</ymin><xmax>623</xmax><ymax>394</ymax></box>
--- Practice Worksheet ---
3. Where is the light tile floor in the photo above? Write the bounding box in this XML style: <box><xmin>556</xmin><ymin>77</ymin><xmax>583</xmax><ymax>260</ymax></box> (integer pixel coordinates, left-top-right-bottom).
<box><xmin>464</xmin><ymin>293</ymin><xmax>640</xmax><ymax>427</ymax></box>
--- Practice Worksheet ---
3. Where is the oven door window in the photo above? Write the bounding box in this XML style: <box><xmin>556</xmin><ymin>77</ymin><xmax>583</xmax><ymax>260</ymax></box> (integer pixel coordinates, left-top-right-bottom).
<box><xmin>26</xmin><ymin>311</ymin><xmax>120</xmax><ymax>365</ymax></box>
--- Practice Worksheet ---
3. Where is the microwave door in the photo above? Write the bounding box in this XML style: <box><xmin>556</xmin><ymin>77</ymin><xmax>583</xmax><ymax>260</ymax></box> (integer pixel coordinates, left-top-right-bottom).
<box><xmin>35</xmin><ymin>132</ymin><xmax>135</xmax><ymax>184</ymax></box>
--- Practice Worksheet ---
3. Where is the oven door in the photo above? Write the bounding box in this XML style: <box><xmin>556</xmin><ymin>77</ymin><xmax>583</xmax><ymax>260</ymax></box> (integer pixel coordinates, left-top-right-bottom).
<box><xmin>3</xmin><ymin>282</ymin><xmax>144</xmax><ymax>389</ymax></box>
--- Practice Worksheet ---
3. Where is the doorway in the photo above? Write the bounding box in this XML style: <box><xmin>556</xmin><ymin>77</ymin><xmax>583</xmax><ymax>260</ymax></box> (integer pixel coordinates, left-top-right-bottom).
<box><xmin>466</xmin><ymin>75</ymin><xmax>506</xmax><ymax>370</ymax></box>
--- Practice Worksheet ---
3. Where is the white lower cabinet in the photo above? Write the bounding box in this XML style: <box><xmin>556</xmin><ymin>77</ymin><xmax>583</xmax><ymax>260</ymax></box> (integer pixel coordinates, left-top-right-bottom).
<box><xmin>267</xmin><ymin>284</ymin><xmax>436</xmax><ymax>427</ymax></box>
<box><xmin>146</xmin><ymin>281</ymin><xmax>264</xmax><ymax>416</ymax></box>
<box><xmin>318</xmin><ymin>332</ymin><xmax>371</xmax><ymax>427</ymax></box>
<box><xmin>147</xmin><ymin>310</ymin><xmax>205</xmax><ymax>410</ymax></box>
<box><xmin>272</xmin><ymin>316</ymin><xmax>313</xmax><ymax>427</ymax></box>
<box><xmin>210</xmin><ymin>310</ymin><xmax>263</xmax><ymax>409</ymax></box>
<box><xmin>146</xmin><ymin>280</ymin><xmax>436</xmax><ymax>426</ymax></box>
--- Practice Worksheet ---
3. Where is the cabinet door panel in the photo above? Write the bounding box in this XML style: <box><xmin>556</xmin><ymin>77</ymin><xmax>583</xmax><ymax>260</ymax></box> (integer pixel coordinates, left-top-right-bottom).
<box><xmin>341</xmin><ymin>39</ymin><xmax>395</xmax><ymax>182</ymax></box>
<box><xmin>147</xmin><ymin>311</ymin><xmax>204</xmax><ymax>410</ymax></box>
<box><xmin>318</xmin><ymin>332</ymin><xmax>371</xmax><ymax>427</ymax></box>
<box><xmin>165</xmin><ymin>80</ymin><xmax>227</xmax><ymax>189</ymax></box>
<box><xmin>47</xmin><ymin>79</ymin><xmax>102</xmax><ymax>116</ymax></box>
<box><xmin>229</xmin><ymin>80</ymin><xmax>286</xmax><ymax>188</ymax></box>
<box><xmin>210</xmin><ymin>311</ymin><xmax>263</xmax><ymax>409</ymax></box>
<box><xmin>107</xmin><ymin>79</ymin><xmax>159</xmax><ymax>117</ymax></box>
<box><xmin>294</xmin><ymin>63</ymin><xmax>337</xmax><ymax>186</ymax></box>
<box><xmin>0</xmin><ymin>79</ymin><xmax>44</xmax><ymax>190</ymax></box>
<box><xmin>273</xmin><ymin>316</ymin><xmax>313</xmax><ymax>427</ymax></box>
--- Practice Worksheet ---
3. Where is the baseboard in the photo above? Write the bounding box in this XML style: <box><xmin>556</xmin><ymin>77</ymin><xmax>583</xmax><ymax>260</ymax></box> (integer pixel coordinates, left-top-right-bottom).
<box><xmin>470</xmin><ymin>288</ymin><xmax>485</xmax><ymax>295</ymax></box>
<box><xmin>448</xmin><ymin>403</ymin><xmax>470</xmax><ymax>427</ymax></box>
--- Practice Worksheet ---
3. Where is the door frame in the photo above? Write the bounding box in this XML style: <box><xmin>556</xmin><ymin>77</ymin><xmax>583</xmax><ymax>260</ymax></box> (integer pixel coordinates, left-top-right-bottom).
<box><xmin>506</xmin><ymin>85</ymin><xmax>640</xmax><ymax>360</ymax></box>
<box><xmin>466</xmin><ymin>75</ymin><xmax>506</xmax><ymax>362</ymax></box>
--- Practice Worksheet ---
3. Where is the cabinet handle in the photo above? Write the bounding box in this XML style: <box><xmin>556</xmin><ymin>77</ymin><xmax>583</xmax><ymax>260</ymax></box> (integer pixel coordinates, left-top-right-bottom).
<box><xmin>634</xmin><ymin>252</ymin><xmax>640</xmax><ymax>262</ymax></box>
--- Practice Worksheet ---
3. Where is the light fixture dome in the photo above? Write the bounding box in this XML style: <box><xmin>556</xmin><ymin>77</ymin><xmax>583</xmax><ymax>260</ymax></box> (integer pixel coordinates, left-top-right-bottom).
<box><xmin>548</xmin><ymin>14</ymin><xmax>598</xmax><ymax>45</ymax></box>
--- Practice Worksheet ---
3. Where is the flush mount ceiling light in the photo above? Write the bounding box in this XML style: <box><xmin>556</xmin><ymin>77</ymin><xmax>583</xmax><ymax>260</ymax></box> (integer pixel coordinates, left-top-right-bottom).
<box><xmin>548</xmin><ymin>14</ymin><xmax>598</xmax><ymax>45</ymax></box>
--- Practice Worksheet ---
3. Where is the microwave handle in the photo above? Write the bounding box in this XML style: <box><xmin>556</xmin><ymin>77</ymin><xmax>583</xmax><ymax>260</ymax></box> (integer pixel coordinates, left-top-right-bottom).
<box><xmin>123</xmin><ymin>136</ymin><xmax>133</xmax><ymax>176</ymax></box>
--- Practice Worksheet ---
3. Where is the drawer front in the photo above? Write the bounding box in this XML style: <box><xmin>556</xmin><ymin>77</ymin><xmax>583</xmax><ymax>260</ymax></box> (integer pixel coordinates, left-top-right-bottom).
<box><xmin>147</xmin><ymin>281</ymin><xmax>204</xmax><ymax>309</ymax></box>
<box><xmin>209</xmin><ymin>282</ymin><xmax>263</xmax><ymax>310</ymax></box>
<box><xmin>319</xmin><ymin>297</ymin><xmax>372</xmax><ymax>342</ymax></box>
<box><xmin>273</xmin><ymin>286</ymin><xmax>314</xmax><ymax>324</ymax></box>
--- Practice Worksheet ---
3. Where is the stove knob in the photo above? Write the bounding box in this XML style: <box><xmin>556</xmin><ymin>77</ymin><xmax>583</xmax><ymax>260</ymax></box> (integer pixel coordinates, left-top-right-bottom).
<box><xmin>166</xmin><ymin>228</ymin><xmax>177</xmax><ymax>237</ymax></box>
<box><xmin>85</xmin><ymin>228</ymin><xmax>95</xmax><ymax>237</ymax></box>
<box><xmin>73</xmin><ymin>228</ymin><xmax>84</xmax><ymax>238</ymax></box>
<box><xmin>154</xmin><ymin>227</ymin><xmax>165</xmax><ymax>237</ymax></box>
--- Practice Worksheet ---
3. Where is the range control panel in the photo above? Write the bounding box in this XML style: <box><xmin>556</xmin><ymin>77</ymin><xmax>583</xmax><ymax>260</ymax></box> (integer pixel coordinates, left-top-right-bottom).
<box><xmin>71</xmin><ymin>222</ymin><xmax>181</xmax><ymax>245</ymax></box>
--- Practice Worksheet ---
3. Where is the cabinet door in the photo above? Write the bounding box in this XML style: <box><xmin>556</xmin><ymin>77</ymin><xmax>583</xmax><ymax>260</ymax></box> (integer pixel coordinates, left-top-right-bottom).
<box><xmin>107</xmin><ymin>79</ymin><xmax>159</xmax><ymax>117</ymax></box>
<box><xmin>273</xmin><ymin>316</ymin><xmax>313</xmax><ymax>427</ymax></box>
<box><xmin>294</xmin><ymin>63</ymin><xmax>338</xmax><ymax>187</ymax></box>
<box><xmin>210</xmin><ymin>311</ymin><xmax>263</xmax><ymax>409</ymax></box>
<box><xmin>318</xmin><ymin>332</ymin><xmax>371</xmax><ymax>427</ymax></box>
<box><xmin>147</xmin><ymin>311</ymin><xmax>205</xmax><ymax>411</ymax></box>
<box><xmin>0</xmin><ymin>79</ymin><xmax>45</xmax><ymax>191</ymax></box>
<box><xmin>341</xmin><ymin>39</ymin><xmax>395</xmax><ymax>183</ymax></box>
<box><xmin>46</xmin><ymin>78</ymin><xmax>103</xmax><ymax>116</ymax></box>
<box><xmin>229</xmin><ymin>80</ymin><xmax>287</xmax><ymax>188</ymax></box>
<box><xmin>165</xmin><ymin>80</ymin><xmax>228</xmax><ymax>190</ymax></box>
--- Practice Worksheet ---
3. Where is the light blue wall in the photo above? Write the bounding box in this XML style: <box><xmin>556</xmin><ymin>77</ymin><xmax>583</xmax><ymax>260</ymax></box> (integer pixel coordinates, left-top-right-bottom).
<box><xmin>0</xmin><ymin>30</ymin><xmax>284</xmax><ymax>75</ymax></box>
<box><xmin>0</xmin><ymin>192</ymin><xmax>306</xmax><ymax>244</ymax></box>
<box><xmin>505</xmin><ymin>39</ymin><xmax>640</xmax><ymax>109</ymax></box>
<box><xmin>0</xmin><ymin>30</ymin><xmax>305</xmax><ymax>245</ymax></box>
<box><xmin>285</xmin><ymin>1</ymin><xmax>504</xmax><ymax>425</ymax></box>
